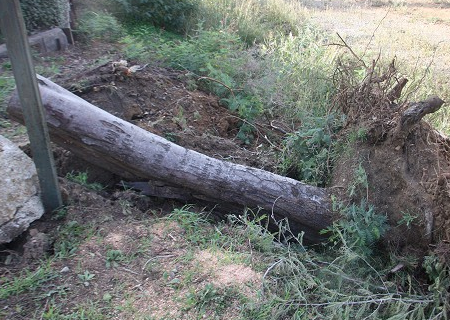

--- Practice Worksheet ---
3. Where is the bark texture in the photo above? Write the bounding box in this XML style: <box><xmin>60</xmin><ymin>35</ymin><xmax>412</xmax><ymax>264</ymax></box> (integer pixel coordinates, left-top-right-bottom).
<box><xmin>8</xmin><ymin>75</ymin><xmax>333</xmax><ymax>243</ymax></box>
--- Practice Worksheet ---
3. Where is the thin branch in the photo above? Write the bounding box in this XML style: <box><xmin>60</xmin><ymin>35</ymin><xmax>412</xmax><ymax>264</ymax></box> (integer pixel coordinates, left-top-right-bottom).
<box><xmin>335</xmin><ymin>33</ymin><xmax>367</xmax><ymax>69</ymax></box>
<box><xmin>198</xmin><ymin>76</ymin><xmax>236</xmax><ymax>97</ymax></box>
<box><xmin>362</xmin><ymin>9</ymin><xmax>391</xmax><ymax>59</ymax></box>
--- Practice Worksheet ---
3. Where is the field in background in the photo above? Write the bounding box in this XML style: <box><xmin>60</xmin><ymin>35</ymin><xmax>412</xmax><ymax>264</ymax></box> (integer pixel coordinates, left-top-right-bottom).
<box><xmin>305</xmin><ymin>0</ymin><xmax>450</xmax><ymax>131</ymax></box>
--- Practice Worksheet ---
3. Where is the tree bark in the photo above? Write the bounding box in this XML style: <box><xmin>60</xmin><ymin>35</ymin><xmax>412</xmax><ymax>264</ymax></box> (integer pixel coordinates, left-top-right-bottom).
<box><xmin>8</xmin><ymin>75</ymin><xmax>333</xmax><ymax>243</ymax></box>
<box><xmin>392</xmin><ymin>95</ymin><xmax>445</xmax><ymax>148</ymax></box>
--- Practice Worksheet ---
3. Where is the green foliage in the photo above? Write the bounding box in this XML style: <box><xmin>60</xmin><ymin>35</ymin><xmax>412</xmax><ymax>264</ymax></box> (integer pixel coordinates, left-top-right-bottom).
<box><xmin>144</xmin><ymin>26</ymin><xmax>264</xmax><ymax>142</ymax></box>
<box><xmin>347</xmin><ymin>163</ymin><xmax>369</xmax><ymax>199</ymax></box>
<box><xmin>75</xmin><ymin>12</ymin><xmax>124</xmax><ymax>43</ymax></box>
<box><xmin>423</xmin><ymin>255</ymin><xmax>450</xmax><ymax>295</ymax></box>
<box><xmin>258</xmin><ymin>28</ymin><xmax>335</xmax><ymax>119</ymax></box>
<box><xmin>66</xmin><ymin>171</ymin><xmax>104</xmax><ymax>191</ymax></box>
<box><xmin>0</xmin><ymin>74</ymin><xmax>15</xmax><ymax>116</ymax></box>
<box><xmin>105</xmin><ymin>249</ymin><xmax>124</xmax><ymax>268</ymax></box>
<box><xmin>227</xmin><ymin>210</ymin><xmax>277</xmax><ymax>254</ymax></box>
<box><xmin>166</xmin><ymin>206</ymin><xmax>219</xmax><ymax>246</ymax></box>
<box><xmin>52</xmin><ymin>207</ymin><xmax>68</xmax><ymax>220</ymax></box>
<box><xmin>397</xmin><ymin>211</ymin><xmax>419</xmax><ymax>229</ymax></box>
<box><xmin>192</xmin><ymin>0</ymin><xmax>307</xmax><ymax>44</ymax></box>
<box><xmin>120</xmin><ymin>10</ymin><xmax>334</xmax><ymax>143</ymax></box>
<box><xmin>53</xmin><ymin>220</ymin><xmax>87</xmax><ymax>258</ymax></box>
<box><xmin>324</xmin><ymin>198</ymin><xmax>388</xmax><ymax>256</ymax></box>
<box><xmin>0</xmin><ymin>263</ymin><xmax>57</xmax><ymax>299</ymax></box>
<box><xmin>78</xmin><ymin>270</ymin><xmax>96</xmax><ymax>284</ymax></box>
<box><xmin>240</xmin><ymin>216</ymin><xmax>444</xmax><ymax>320</ymax></box>
<box><xmin>40</xmin><ymin>301</ymin><xmax>108</xmax><ymax>320</ymax></box>
<box><xmin>19</xmin><ymin>0</ymin><xmax>60</xmax><ymax>32</ymax></box>
<box><xmin>280</xmin><ymin>115</ymin><xmax>340</xmax><ymax>186</ymax></box>
<box><xmin>110</xmin><ymin>0</ymin><xmax>198</xmax><ymax>34</ymax></box>
<box><xmin>184</xmin><ymin>283</ymin><xmax>237</xmax><ymax>315</ymax></box>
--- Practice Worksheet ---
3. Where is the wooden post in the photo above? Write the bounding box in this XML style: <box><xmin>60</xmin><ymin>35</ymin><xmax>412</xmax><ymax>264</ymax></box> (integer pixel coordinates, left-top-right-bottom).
<box><xmin>0</xmin><ymin>0</ymin><xmax>62</xmax><ymax>212</ymax></box>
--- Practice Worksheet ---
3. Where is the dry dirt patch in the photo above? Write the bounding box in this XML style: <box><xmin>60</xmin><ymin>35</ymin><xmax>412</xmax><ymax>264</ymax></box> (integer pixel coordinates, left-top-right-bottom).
<box><xmin>194</xmin><ymin>249</ymin><xmax>261</xmax><ymax>295</ymax></box>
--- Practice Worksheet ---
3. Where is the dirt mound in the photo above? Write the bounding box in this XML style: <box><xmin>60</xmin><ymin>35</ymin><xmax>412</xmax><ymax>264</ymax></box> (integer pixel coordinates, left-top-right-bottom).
<box><xmin>64</xmin><ymin>63</ymin><xmax>278</xmax><ymax>172</ymax></box>
<box><xmin>332</xmin><ymin>59</ymin><xmax>450</xmax><ymax>259</ymax></box>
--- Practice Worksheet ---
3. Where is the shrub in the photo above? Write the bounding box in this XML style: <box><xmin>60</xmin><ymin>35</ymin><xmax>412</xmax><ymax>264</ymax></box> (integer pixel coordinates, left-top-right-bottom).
<box><xmin>110</xmin><ymin>0</ymin><xmax>199</xmax><ymax>34</ymax></box>
<box><xmin>280</xmin><ymin>115</ymin><xmax>341</xmax><ymax>186</ymax></box>
<box><xmin>0</xmin><ymin>0</ymin><xmax>67</xmax><ymax>43</ymax></box>
<box><xmin>19</xmin><ymin>0</ymin><xmax>61</xmax><ymax>31</ymax></box>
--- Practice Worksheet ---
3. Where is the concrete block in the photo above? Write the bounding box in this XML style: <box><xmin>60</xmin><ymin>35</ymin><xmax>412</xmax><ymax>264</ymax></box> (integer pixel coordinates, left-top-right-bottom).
<box><xmin>0</xmin><ymin>27</ymin><xmax>68</xmax><ymax>58</ymax></box>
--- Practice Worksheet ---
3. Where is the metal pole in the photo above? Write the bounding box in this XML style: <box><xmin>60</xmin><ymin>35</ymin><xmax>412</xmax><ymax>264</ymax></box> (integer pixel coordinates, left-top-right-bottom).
<box><xmin>0</xmin><ymin>0</ymin><xmax>62</xmax><ymax>212</ymax></box>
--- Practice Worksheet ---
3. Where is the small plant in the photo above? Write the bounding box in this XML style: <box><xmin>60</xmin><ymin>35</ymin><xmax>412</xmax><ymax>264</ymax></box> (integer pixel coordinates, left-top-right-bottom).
<box><xmin>184</xmin><ymin>283</ymin><xmax>235</xmax><ymax>315</ymax></box>
<box><xmin>0</xmin><ymin>75</ymin><xmax>16</xmax><ymax>112</ymax></box>
<box><xmin>78</xmin><ymin>270</ymin><xmax>96</xmax><ymax>286</ymax></box>
<box><xmin>423</xmin><ymin>254</ymin><xmax>450</xmax><ymax>316</ymax></box>
<box><xmin>347</xmin><ymin>163</ymin><xmax>369</xmax><ymax>199</ymax></box>
<box><xmin>53</xmin><ymin>220</ymin><xmax>90</xmax><ymax>258</ymax></box>
<box><xmin>66</xmin><ymin>171</ymin><xmax>104</xmax><ymax>191</ymax></box>
<box><xmin>119</xmin><ymin>200</ymin><xmax>133</xmax><ymax>215</ymax></box>
<box><xmin>0</xmin><ymin>262</ymin><xmax>57</xmax><ymax>300</ymax></box>
<box><xmin>397</xmin><ymin>210</ymin><xmax>419</xmax><ymax>229</ymax></box>
<box><xmin>52</xmin><ymin>207</ymin><xmax>68</xmax><ymax>220</ymax></box>
<box><xmin>322</xmin><ymin>198</ymin><xmax>388</xmax><ymax>256</ymax></box>
<box><xmin>105</xmin><ymin>249</ymin><xmax>124</xmax><ymax>268</ymax></box>
<box><xmin>280</xmin><ymin>115</ymin><xmax>339</xmax><ymax>186</ymax></box>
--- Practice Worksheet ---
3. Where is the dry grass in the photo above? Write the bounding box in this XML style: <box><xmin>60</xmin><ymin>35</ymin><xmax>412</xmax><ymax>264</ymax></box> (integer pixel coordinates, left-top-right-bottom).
<box><xmin>306</xmin><ymin>0</ymin><xmax>450</xmax><ymax>132</ymax></box>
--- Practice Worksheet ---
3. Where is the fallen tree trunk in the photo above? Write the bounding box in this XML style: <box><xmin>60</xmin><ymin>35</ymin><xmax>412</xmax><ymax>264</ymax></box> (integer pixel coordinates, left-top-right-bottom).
<box><xmin>8</xmin><ymin>75</ymin><xmax>333</xmax><ymax>243</ymax></box>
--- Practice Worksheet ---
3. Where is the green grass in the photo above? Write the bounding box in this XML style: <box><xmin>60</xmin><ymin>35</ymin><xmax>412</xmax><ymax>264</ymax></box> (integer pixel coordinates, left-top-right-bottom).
<box><xmin>66</xmin><ymin>171</ymin><xmax>104</xmax><ymax>191</ymax></box>
<box><xmin>53</xmin><ymin>220</ymin><xmax>95</xmax><ymax>258</ymax></box>
<box><xmin>40</xmin><ymin>301</ymin><xmax>109</xmax><ymax>320</ymax></box>
<box><xmin>167</xmin><ymin>207</ymin><xmax>449</xmax><ymax>320</ymax></box>
<box><xmin>0</xmin><ymin>262</ymin><xmax>58</xmax><ymax>300</ymax></box>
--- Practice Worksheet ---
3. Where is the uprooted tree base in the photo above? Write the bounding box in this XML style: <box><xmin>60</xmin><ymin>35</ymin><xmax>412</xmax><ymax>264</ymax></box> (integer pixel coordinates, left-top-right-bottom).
<box><xmin>332</xmin><ymin>57</ymin><xmax>449</xmax><ymax>260</ymax></box>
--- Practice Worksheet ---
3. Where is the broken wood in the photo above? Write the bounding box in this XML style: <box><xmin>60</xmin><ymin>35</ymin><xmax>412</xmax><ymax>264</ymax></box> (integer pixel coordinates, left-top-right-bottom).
<box><xmin>8</xmin><ymin>75</ymin><xmax>333</xmax><ymax>243</ymax></box>
<box><xmin>393</xmin><ymin>95</ymin><xmax>445</xmax><ymax>148</ymax></box>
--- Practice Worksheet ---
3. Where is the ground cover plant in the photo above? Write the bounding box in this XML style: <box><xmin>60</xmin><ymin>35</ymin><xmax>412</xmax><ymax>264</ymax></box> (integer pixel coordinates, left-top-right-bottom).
<box><xmin>1</xmin><ymin>0</ymin><xmax>450</xmax><ymax>319</ymax></box>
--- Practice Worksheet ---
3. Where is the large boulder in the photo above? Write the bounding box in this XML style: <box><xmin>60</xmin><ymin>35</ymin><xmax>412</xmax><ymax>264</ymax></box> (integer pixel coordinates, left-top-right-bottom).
<box><xmin>0</xmin><ymin>135</ymin><xmax>44</xmax><ymax>244</ymax></box>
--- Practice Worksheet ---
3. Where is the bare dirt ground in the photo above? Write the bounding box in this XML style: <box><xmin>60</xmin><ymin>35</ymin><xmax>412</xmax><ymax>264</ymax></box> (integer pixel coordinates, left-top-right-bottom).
<box><xmin>1</xmin><ymin>1</ymin><xmax>450</xmax><ymax>319</ymax></box>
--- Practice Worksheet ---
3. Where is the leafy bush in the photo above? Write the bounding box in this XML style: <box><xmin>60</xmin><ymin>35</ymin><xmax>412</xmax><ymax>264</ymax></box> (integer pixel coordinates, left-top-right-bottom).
<box><xmin>19</xmin><ymin>0</ymin><xmax>61</xmax><ymax>31</ymax></box>
<box><xmin>280</xmin><ymin>115</ymin><xmax>341</xmax><ymax>186</ymax></box>
<box><xmin>110</xmin><ymin>0</ymin><xmax>199</xmax><ymax>34</ymax></box>
<box><xmin>0</xmin><ymin>0</ymin><xmax>67</xmax><ymax>42</ymax></box>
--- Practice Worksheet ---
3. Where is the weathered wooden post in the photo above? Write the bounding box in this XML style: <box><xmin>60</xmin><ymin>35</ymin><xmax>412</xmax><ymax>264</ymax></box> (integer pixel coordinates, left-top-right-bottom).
<box><xmin>0</xmin><ymin>0</ymin><xmax>62</xmax><ymax>211</ymax></box>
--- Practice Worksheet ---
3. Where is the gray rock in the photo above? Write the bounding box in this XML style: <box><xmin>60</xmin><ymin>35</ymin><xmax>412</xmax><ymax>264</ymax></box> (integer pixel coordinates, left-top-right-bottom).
<box><xmin>0</xmin><ymin>27</ymin><xmax>68</xmax><ymax>58</ymax></box>
<box><xmin>0</xmin><ymin>135</ymin><xmax>44</xmax><ymax>244</ymax></box>
<box><xmin>60</xmin><ymin>266</ymin><xmax>70</xmax><ymax>273</ymax></box>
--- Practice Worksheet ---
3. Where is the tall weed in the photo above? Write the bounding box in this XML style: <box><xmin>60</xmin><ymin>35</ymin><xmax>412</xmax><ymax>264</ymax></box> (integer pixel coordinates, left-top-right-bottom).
<box><xmin>192</xmin><ymin>0</ymin><xmax>308</xmax><ymax>44</ymax></box>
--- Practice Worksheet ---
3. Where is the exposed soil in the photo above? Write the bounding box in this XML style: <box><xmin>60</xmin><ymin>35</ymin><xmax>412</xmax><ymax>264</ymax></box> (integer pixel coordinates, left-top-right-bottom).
<box><xmin>63</xmin><ymin>60</ymin><xmax>279</xmax><ymax>172</ymax></box>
